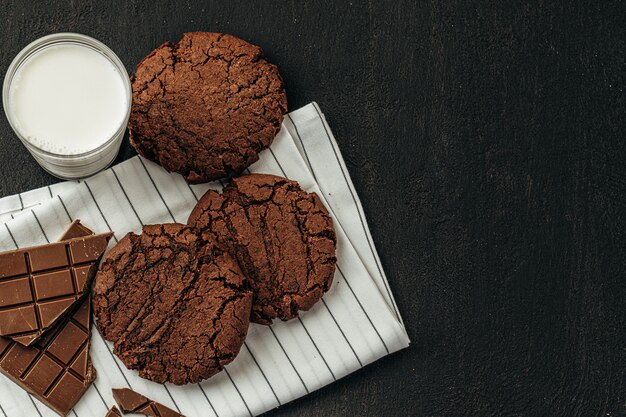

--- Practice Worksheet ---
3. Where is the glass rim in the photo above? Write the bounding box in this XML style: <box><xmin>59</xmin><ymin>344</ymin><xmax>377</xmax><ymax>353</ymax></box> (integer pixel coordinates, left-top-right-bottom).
<box><xmin>2</xmin><ymin>32</ymin><xmax>132</xmax><ymax>160</ymax></box>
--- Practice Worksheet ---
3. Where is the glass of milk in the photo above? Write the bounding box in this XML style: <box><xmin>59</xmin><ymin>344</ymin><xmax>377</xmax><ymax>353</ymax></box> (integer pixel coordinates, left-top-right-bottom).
<box><xmin>2</xmin><ymin>33</ymin><xmax>131</xmax><ymax>179</ymax></box>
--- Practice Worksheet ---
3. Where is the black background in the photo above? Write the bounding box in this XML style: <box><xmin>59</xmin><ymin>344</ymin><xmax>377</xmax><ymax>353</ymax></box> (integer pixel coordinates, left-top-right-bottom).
<box><xmin>1</xmin><ymin>1</ymin><xmax>625</xmax><ymax>416</ymax></box>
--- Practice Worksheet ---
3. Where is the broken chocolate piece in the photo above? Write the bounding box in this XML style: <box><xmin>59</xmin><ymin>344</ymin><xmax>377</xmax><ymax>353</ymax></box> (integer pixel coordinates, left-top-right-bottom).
<box><xmin>58</xmin><ymin>220</ymin><xmax>95</xmax><ymax>240</ymax></box>
<box><xmin>105</xmin><ymin>406</ymin><xmax>122</xmax><ymax>417</ymax></box>
<box><xmin>112</xmin><ymin>388</ymin><xmax>185</xmax><ymax>417</ymax></box>
<box><xmin>0</xmin><ymin>228</ymin><xmax>112</xmax><ymax>345</ymax></box>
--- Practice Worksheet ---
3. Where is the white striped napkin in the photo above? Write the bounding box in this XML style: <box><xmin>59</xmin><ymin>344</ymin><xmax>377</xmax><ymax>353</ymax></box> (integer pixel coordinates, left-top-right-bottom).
<box><xmin>0</xmin><ymin>103</ymin><xmax>409</xmax><ymax>417</ymax></box>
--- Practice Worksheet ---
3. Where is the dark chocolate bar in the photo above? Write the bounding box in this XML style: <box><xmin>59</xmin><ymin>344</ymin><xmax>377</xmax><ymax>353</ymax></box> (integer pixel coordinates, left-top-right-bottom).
<box><xmin>0</xmin><ymin>227</ymin><xmax>112</xmax><ymax>345</ymax></box>
<box><xmin>112</xmin><ymin>388</ymin><xmax>185</xmax><ymax>417</ymax></box>
<box><xmin>0</xmin><ymin>221</ymin><xmax>97</xmax><ymax>416</ymax></box>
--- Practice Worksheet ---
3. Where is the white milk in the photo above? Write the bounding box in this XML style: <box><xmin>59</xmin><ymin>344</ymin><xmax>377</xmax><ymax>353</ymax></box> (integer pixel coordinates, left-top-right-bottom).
<box><xmin>9</xmin><ymin>43</ymin><xmax>128</xmax><ymax>155</ymax></box>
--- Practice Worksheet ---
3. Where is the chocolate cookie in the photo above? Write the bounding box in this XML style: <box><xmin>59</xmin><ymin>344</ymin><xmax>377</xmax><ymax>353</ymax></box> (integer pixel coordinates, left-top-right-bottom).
<box><xmin>92</xmin><ymin>224</ymin><xmax>252</xmax><ymax>385</ymax></box>
<box><xmin>188</xmin><ymin>174</ymin><xmax>337</xmax><ymax>325</ymax></box>
<box><xmin>129</xmin><ymin>32</ymin><xmax>288</xmax><ymax>183</ymax></box>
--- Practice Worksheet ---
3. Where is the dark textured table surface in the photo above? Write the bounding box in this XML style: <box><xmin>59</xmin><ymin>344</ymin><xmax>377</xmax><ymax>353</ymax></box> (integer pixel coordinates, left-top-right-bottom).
<box><xmin>1</xmin><ymin>1</ymin><xmax>625</xmax><ymax>416</ymax></box>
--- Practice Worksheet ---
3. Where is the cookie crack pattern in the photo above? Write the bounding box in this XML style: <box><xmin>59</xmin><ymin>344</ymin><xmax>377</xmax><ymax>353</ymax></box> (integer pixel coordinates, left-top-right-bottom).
<box><xmin>94</xmin><ymin>224</ymin><xmax>251</xmax><ymax>385</ymax></box>
<box><xmin>258</xmin><ymin>207</ymin><xmax>282</xmax><ymax>319</ymax></box>
<box><xmin>128</xmin><ymin>32</ymin><xmax>288</xmax><ymax>183</ymax></box>
<box><xmin>188</xmin><ymin>174</ymin><xmax>337</xmax><ymax>325</ymax></box>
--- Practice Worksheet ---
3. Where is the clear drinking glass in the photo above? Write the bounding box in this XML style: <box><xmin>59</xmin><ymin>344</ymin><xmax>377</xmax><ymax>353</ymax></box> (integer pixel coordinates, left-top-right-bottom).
<box><xmin>2</xmin><ymin>33</ymin><xmax>131</xmax><ymax>179</ymax></box>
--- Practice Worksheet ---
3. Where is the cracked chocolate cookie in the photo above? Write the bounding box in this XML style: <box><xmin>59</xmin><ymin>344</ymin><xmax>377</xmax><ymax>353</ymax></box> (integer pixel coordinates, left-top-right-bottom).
<box><xmin>188</xmin><ymin>174</ymin><xmax>337</xmax><ymax>325</ymax></box>
<box><xmin>129</xmin><ymin>32</ymin><xmax>288</xmax><ymax>183</ymax></box>
<box><xmin>92</xmin><ymin>224</ymin><xmax>252</xmax><ymax>385</ymax></box>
